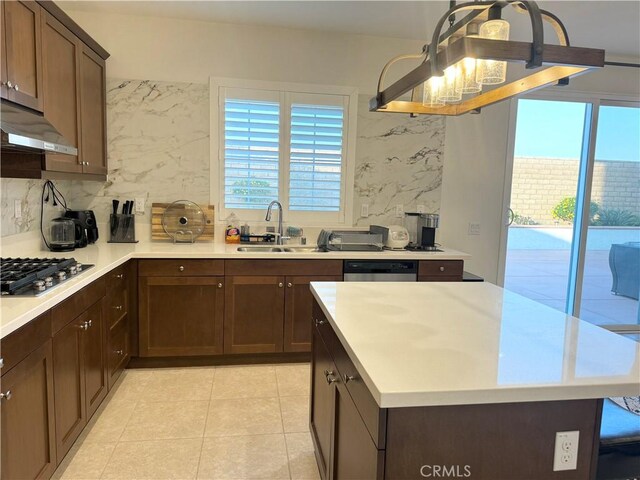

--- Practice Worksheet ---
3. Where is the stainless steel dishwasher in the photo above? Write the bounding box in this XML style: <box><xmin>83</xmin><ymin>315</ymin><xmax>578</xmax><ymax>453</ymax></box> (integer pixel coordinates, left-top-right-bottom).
<box><xmin>343</xmin><ymin>260</ymin><xmax>418</xmax><ymax>282</ymax></box>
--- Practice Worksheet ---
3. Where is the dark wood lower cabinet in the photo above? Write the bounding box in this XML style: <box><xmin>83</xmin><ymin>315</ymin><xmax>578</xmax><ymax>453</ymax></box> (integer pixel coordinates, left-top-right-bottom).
<box><xmin>224</xmin><ymin>276</ymin><xmax>285</xmax><ymax>354</ymax></box>
<box><xmin>52</xmin><ymin>315</ymin><xmax>86</xmax><ymax>463</ymax></box>
<box><xmin>139</xmin><ymin>276</ymin><xmax>225</xmax><ymax>356</ymax></box>
<box><xmin>284</xmin><ymin>275</ymin><xmax>342</xmax><ymax>353</ymax></box>
<box><xmin>1</xmin><ymin>340</ymin><xmax>56</xmax><ymax>480</ymax></box>
<box><xmin>83</xmin><ymin>300</ymin><xmax>107</xmax><ymax>420</ymax></box>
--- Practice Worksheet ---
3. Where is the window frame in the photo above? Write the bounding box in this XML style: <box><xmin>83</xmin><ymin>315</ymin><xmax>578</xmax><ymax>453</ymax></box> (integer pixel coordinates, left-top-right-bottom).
<box><xmin>210</xmin><ymin>77</ymin><xmax>358</xmax><ymax>225</ymax></box>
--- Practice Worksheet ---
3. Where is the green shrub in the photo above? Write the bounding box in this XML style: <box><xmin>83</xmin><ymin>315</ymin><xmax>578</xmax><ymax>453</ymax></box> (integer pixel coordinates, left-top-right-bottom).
<box><xmin>551</xmin><ymin>197</ymin><xmax>599</xmax><ymax>224</ymax></box>
<box><xmin>592</xmin><ymin>208</ymin><xmax>640</xmax><ymax>227</ymax></box>
<box><xmin>232</xmin><ymin>179</ymin><xmax>272</xmax><ymax>205</ymax></box>
<box><xmin>512</xmin><ymin>212</ymin><xmax>538</xmax><ymax>225</ymax></box>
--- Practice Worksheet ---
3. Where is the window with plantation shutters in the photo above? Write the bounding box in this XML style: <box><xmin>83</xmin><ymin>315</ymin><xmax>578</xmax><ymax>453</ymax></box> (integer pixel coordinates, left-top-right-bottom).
<box><xmin>223</xmin><ymin>99</ymin><xmax>280</xmax><ymax>209</ymax></box>
<box><xmin>213</xmin><ymin>80</ymin><xmax>356</xmax><ymax>224</ymax></box>
<box><xmin>289</xmin><ymin>103</ymin><xmax>344</xmax><ymax>212</ymax></box>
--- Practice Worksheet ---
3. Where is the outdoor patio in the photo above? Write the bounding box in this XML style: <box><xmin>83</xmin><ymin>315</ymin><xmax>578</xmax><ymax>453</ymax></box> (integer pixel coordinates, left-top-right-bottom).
<box><xmin>504</xmin><ymin>227</ymin><xmax>640</xmax><ymax>326</ymax></box>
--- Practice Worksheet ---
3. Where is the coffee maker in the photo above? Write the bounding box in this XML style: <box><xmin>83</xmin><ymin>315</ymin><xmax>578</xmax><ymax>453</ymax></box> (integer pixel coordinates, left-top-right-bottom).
<box><xmin>64</xmin><ymin>210</ymin><xmax>99</xmax><ymax>245</ymax></box>
<box><xmin>404</xmin><ymin>213</ymin><xmax>440</xmax><ymax>251</ymax></box>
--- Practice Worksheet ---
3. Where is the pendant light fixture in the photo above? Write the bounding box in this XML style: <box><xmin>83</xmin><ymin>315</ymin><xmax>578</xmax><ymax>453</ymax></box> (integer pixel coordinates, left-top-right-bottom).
<box><xmin>371</xmin><ymin>1</ymin><xmax>605</xmax><ymax>116</ymax></box>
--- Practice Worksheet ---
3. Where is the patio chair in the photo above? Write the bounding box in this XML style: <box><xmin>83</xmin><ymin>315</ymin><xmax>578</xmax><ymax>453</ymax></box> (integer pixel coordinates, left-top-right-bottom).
<box><xmin>609</xmin><ymin>242</ymin><xmax>640</xmax><ymax>300</ymax></box>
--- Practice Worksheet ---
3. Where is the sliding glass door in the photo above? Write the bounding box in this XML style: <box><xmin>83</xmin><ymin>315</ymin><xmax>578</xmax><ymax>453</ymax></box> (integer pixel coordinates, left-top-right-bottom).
<box><xmin>501</xmin><ymin>97</ymin><xmax>639</xmax><ymax>334</ymax></box>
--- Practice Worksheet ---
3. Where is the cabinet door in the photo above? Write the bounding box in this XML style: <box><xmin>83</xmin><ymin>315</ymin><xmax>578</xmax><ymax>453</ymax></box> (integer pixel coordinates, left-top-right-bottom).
<box><xmin>224</xmin><ymin>276</ymin><xmax>285</xmax><ymax>354</ymax></box>
<box><xmin>83</xmin><ymin>300</ymin><xmax>107</xmax><ymax>420</ymax></box>
<box><xmin>42</xmin><ymin>12</ymin><xmax>81</xmax><ymax>173</ymax></box>
<box><xmin>2</xmin><ymin>0</ymin><xmax>43</xmax><ymax>111</ymax></box>
<box><xmin>332</xmin><ymin>380</ymin><xmax>383</xmax><ymax>480</ymax></box>
<box><xmin>284</xmin><ymin>275</ymin><xmax>342</xmax><ymax>353</ymax></box>
<box><xmin>52</xmin><ymin>316</ymin><xmax>86</xmax><ymax>463</ymax></box>
<box><xmin>139</xmin><ymin>276</ymin><xmax>225</xmax><ymax>357</ymax></box>
<box><xmin>108</xmin><ymin>317</ymin><xmax>130</xmax><ymax>389</ymax></box>
<box><xmin>310</xmin><ymin>329</ymin><xmax>335</xmax><ymax>480</ymax></box>
<box><xmin>1</xmin><ymin>340</ymin><xmax>56</xmax><ymax>480</ymax></box>
<box><xmin>78</xmin><ymin>44</ymin><xmax>106</xmax><ymax>175</ymax></box>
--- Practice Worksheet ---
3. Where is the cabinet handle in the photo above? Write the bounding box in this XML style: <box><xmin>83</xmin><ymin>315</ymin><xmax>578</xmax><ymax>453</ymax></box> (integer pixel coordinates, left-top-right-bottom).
<box><xmin>79</xmin><ymin>322</ymin><xmax>89</xmax><ymax>330</ymax></box>
<box><xmin>278</xmin><ymin>282</ymin><xmax>284</xmax><ymax>288</ymax></box>
<box><xmin>287</xmin><ymin>282</ymin><xmax>292</xmax><ymax>288</ymax></box>
<box><xmin>115</xmin><ymin>349</ymin><xmax>124</xmax><ymax>356</ymax></box>
<box><xmin>13</xmin><ymin>84</ymin><xmax>18</xmax><ymax>92</ymax></box>
<box><xmin>325</xmin><ymin>373</ymin><xmax>337</xmax><ymax>385</ymax></box>
<box><xmin>6</xmin><ymin>81</ymin><xmax>12</xmax><ymax>89</ymax></box>
<box><xmin>344</xmin><ymin>373</ymin><xmax>355</xmax><ymax>383</ymax></box>
<box><xmin>0</xmin><ymin>390</ymin><xmax>12</xmax><ymax>401</ymax></box>
<box><xmin>217</xmin><ymin>283</ymin><xmax>223</xmax><ymax>288</ymax></box>
<box><xmin>113</xmin><ymin>305</ymin><xmax>123</xmax><ymax>311</ymax></box>
<box><xmin>87</xmin><ymin>319</ymin><xmax>93</xmax><ymax>328</ymax></box>
<box><xmin>439</xmin><ymin>266</ymin><xmax>445</xmax><ymax>272</ymax></box>
<box><xmin>115</xmin><ymin>274</ymin><xmax>124</xmax><ymax>279</ymax></box>
<box><xmin>323</xmin><ymin>369</ymin><xmax>334</xmax><ymax>376</ymax></box>
<box><xmin>0</xmin><ymin>357</ymin><xmax>3</xmax><ymax>368</ymax></box>
<box><xmin>179</xmin><ymin>265</ymin><xmax>185</xmax><ymax>272</ymax></box>
<box><xmin>314</xmin><ymin>318</ymin><xmax>326</xmax><ymax>326</ymax></box>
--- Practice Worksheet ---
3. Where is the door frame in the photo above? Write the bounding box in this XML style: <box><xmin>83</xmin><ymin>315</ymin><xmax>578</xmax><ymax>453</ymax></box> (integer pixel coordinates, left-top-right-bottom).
<box><xmin>497</xmin><ymin>90</ymin><xmax>639</xmax><ymax>328</ymax></box>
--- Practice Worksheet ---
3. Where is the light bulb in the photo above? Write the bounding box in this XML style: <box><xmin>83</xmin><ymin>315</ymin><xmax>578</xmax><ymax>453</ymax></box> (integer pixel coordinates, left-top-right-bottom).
<box><xmin>457</xmin><ymin>57</ymin><xmax>481</xmax><ymax>94</ymax></box>
<box><xmin>422</xmin><ymin>76</ymin><xmax>445</xmax><ymax>107</ymax></box>
<box><xmin>438</xmin><ymin>65</ymin><xmax>462</xmax><ymax>103</ymax></box>
<box><xmin>476</xmin><ymin>19</ymin><xmax>510</xmax><ymax>85</ymax></box>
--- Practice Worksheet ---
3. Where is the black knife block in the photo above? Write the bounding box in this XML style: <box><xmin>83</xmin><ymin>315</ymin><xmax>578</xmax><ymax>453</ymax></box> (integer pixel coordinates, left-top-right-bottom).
<box><xmin>108</xmin><ymin>214</ymin><xmax>138</xmax><ymax>243</ymax></box>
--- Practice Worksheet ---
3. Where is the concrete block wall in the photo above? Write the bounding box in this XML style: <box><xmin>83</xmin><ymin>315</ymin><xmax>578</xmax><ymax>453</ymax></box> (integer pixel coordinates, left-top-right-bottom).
<box><xmin>510</xmin><ymin>157</ymin><xmax>640</xmax><ymax>224</ymax></box>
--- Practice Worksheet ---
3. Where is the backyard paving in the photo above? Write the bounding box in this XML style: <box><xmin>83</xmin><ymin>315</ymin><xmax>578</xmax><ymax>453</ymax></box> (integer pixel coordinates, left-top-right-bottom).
<box><xmin>504</xmin><ymin>249</ymin><xmax>639</xmax><ymax>326</ymax></box>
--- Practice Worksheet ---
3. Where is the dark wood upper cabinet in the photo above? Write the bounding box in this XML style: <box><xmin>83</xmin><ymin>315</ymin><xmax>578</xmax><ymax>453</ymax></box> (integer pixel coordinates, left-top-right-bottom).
<box><xmin>78</xmin><ymin>44</ymin><xmax>106</xmax><ymax>175</ymax></box>
<box><xmin>1</xmin><ymin>340</ymin><xmax>56</xmax><ymax>480</ymax></box>
<box><xmin>224</xmin><ymin>275</ymin><xmax>286</xmax><ymax>354</ymax></box>
<box><xmin>284</xmin><ymin>275</ymin><xmax>342</xmax><ymax>353</ymax></box>
<box><xmin>41</xmin><ymin>11</ymin><xmax>81</xmax><ymax>174</ymax></box>
<box><xmin>1</xmin><ymin>0</ymin><xmax>44</xmax><ymax>112</ymax></box>
<box><xmin>138</xmin><ymin>276</ymin><xmax>225</xmax><ymax>357</ymax></box>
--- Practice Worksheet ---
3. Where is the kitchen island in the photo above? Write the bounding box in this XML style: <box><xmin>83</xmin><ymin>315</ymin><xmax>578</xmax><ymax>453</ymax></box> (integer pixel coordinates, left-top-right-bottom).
<box><xmin>309</xmin><ymin>282</ymin><xmax>640</xmax><ymax>480</ymax></box>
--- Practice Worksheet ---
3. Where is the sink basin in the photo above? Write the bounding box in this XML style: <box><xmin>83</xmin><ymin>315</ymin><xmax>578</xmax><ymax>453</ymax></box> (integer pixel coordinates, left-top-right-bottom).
<box><xmin>236</xmin><ymin>247</ymin><xmax>284</xmax><ymax>252</ymax></box>
<box><xmin>282</xmin><ymin>246</ymin><xmax>322</xmax><ymax>253</ymax></box>
<box><xmin>236</xmin><ymin>246</ymin><xmax>322</xmax><ymax>253</ymax></box>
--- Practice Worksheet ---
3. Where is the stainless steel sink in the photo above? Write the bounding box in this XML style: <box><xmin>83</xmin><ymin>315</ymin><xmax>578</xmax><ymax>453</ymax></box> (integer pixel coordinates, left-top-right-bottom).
<box><xmin>282</xmin><ymin>246</ymin><xmax>322</xmax><ymax>253</ymax></box>
<box><xmin>236</xmin><ymin>247</ymin><xmax>284</xmax><ymax>252</ymax></box>
<box><xmin>236</xmin><ymin>246</ymin><xmax>322</xmax><ymax>253</ymax></box>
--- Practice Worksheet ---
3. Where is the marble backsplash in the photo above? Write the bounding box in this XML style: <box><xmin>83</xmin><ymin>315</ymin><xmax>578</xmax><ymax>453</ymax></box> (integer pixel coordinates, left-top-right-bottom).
<box><xmin>1</xmin><ymin>80</ymin><xmax>444</xmax><ymax>238</ymax></box>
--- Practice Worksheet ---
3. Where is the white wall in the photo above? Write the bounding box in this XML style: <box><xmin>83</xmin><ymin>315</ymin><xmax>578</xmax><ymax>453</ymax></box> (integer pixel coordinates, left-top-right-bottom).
<box><xmin>439</xmin><ymin>67</ymin><xmax>640</xmax><ymax>283</ymax></box>
<box><xmin>64</xmin><ymin>9</ymin><xmax>423</xmax><ymax>94</ymax></box>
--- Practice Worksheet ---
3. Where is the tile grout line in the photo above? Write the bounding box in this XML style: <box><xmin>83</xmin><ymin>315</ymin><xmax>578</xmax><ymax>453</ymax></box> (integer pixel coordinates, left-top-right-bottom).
<box><xmin>195</xmin><ymin>367</ymin><xmax>217</xmax><ymax>480</ymax></box>
<box><xmin>275</xmin><ymin>368</ymin><xmax>294</xmax><ymax>480</ymax></box>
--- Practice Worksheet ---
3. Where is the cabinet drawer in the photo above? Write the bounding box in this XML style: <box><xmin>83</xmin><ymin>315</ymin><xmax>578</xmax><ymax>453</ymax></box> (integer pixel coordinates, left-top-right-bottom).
<box><xmin>138</xmin><ymin>259</ymin><xmax>224</xmax><ymax>277</ymax></box>
<box><xmin>1</xmin><ymin>311</ymin><xmax>52</xmax><ymax>376</ymax></box>
<box><xmin>107</xmin><ymin>263</ymin><xmax>128</xmax><ymax>292</ymax></box>
<box><xmin>51</xmin><ymin>277</ymin><xmax>106</xmax><ymax>334</ymax></box>
<box><xmin>418</xmin><ymin>260</ymin><xmax>463</xmax><ymax>280</ymax></box>
<box><xmin>108</xmin><ymin>319</ymin><xmax>129</xmax><ymax>388</ymax></box>
<box><xmin>313</xmin><ymin>303</ymin><xmax>386</xmax><ymax>448</ymax></box>
<box><xmin>108</xmin><ymin>285</ymin><xmax>128</xmax><ymax>328</ymax></box>
<box><xmin>226</xmin><ymin>259</ymin><xmax>342</xmax><ymax>276</ymax></box>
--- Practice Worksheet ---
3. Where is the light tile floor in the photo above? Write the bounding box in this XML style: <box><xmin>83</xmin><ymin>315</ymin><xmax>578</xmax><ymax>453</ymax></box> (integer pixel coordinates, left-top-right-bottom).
<box><xmin>52</xmin><ymin>364</ymin><xmax>320</xmax><ymax>480</ymax></box>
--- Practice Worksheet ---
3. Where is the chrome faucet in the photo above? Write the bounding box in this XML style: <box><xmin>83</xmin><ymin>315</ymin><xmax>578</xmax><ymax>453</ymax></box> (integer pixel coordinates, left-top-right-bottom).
<box><xmin>265</xmin><ymin>200</ymin><xmax>285</xmax><ymax>245</ymax></box>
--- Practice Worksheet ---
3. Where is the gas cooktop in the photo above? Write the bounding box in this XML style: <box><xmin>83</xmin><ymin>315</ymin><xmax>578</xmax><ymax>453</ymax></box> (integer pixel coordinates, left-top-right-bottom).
<box><xmin>0</xmin><ymin>258</ymin><xmax>94</xmax><ymax>296</ymax></box>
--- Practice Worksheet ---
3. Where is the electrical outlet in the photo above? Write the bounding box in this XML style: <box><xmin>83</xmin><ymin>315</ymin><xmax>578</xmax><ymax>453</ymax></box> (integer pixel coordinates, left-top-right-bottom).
<box><xmin>14</xmin><ymin>200</ymin><xmax>21</xmax><ymax>219</ymax></box>
<box><xmin>135</xmin><ymin>197</ymin><xmax>146</xmax><ymax>215</ymax></box>
<box><xmin>417</xmin><ymin>204</ymin><xmax>426</xmax><ymax>214</ymax></box>
<box><xmin>395</xmin><ymin>204</ymin><xmax>404</xmax><ymax>218</ymax></box>
<box><xmin>553</xmin><ymin>431</ymin><xmax>579</xmax><ymax>471</ymax></box>
<box><xmin>361</xmin><ymin>204</ymin><xmax>369</xmax><ymax>218</ymax></box>
<box><xmin>468</xmin><ymin>222</ymin><xmax>481</xmax><ymax>235</ymax></box>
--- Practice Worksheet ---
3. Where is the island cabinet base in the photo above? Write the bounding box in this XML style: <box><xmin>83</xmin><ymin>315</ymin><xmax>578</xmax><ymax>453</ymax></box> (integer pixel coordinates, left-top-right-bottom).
<box><xmin>310</xmin><ymin>300</ymin><xmax>603</xmax><ymax>480</ymax></box>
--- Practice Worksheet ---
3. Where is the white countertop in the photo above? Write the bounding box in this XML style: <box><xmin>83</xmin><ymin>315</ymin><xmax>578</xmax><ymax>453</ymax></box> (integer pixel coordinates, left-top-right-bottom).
<box><xmin>310</xmin><ymin>282</ymin><xmax>640</xmax><ymax>408</ymax></box>
<box><xmin>0</xmin><ymin>234</ymin><xmax>469</xmax><ymax>339</ymax></box>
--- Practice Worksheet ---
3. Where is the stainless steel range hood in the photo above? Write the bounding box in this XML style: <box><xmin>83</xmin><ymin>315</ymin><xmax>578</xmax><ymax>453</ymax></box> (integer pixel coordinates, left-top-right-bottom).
<box><xmin>1</xmin><ymin>101</ymin><xmax>78</xmax><ymax>156</ymax></box>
